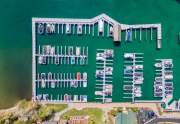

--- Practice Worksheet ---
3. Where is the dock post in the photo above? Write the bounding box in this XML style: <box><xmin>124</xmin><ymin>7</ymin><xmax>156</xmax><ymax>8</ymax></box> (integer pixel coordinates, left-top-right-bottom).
<box><xmin>151</xmin><ymin>27</ymin><xmax>153</xmax><ymax>40</ymax></box>
<box><xmin>89</xmin><ymin>24</ymin><xmax>91</xmax><ymax>35</ymax></box>
<box><xmin>73</xmin><ymin>24</ymin><xmax>75</xmax><ymax>34</ymax></box>
<box><xmin>130</xmin><ymin>28</ymin><xmax>133</xmax><ymax>41</ymax></box>
<box><xmin>85</xmin><ymin>24</ymin><xmax>86</xmax><ymax>35</ymax></box>
<box><xmin>61</xmin><ymin>46</ymin><xmax>62</xmax><ymax>64</ymax></box>
<box><xmin>93</xmin><ymin>24</ymin><xmax>94</xmax><ymax>36</ymax></box>
<box><xmin>62</xmin><ymin>24</ymin><xmax>64</xmax><ymax>34</ymax></box>
<box><xmin>107</xmin><ymin>23</ymin><xmax>109</xmax><ymax>37</ymax></box>
<box><xmin>57</xmin><ymin>24</ymin><xmax>59</xmax><ymax>34</ymax></box>
<box><xmin>38</xmin><ymin>45</ymin><xmax>41</xmax><ymax>55</ymax></box>
<box><xmin>135</xmin><ymin>28</ymin><xmax>137</xmax><ymax>40</ymax></box>
<box><xmin>86</xmin><ymin>47</ymin><xmax>88</xmax><ymax>64</ymax></box>
<box><xmin>140</xmin><ymin>28</ymin><xmax>142</xmax><ymax>41</ymax></box>
<box><xmin>145</xmin><ymin>28</ymin><xmax>147</xmax><ymax>41</ymax></box>
<box><xmin>125</xmin><ymin>29</ymin><xmax>127</xmax><ymax>41</ymax></box>
<box><xmin>64</xmin><ymin>46</ymin><xmax>67</xmax><ymax>64</ymax></box>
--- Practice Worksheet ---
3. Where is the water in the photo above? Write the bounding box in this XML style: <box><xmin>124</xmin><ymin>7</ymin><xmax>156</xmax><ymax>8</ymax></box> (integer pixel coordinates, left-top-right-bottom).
<box><xmin>0</xmin><ymin>0</ymin><xmax>180</xmax><ymax>109</ymax></box>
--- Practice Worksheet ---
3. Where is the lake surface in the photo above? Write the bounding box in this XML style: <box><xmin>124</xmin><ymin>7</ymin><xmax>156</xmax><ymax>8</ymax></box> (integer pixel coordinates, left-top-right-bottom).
<box><xmin>0</xmin><ymin>0</ymin><xmax>180</xmax><ymax>109</ymax></box>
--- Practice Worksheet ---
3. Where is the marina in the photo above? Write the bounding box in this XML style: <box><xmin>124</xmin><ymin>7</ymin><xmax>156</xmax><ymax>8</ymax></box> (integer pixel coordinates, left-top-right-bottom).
<box><xmin>32</xmin><ymin>13</ymin><xmax>179</xmax><ymax>111</ymax></box>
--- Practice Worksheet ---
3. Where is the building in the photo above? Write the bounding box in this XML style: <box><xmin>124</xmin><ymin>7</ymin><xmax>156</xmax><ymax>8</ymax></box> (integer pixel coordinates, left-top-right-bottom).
<box><xmin>69</xmin><ymin>116</ymin><xmax>89</xmax><ymax>124</ymax></box>
<box><xmin>115</xmin><ymin>111</ymin><xmax>138</xmax><ymax>124</ymax></box>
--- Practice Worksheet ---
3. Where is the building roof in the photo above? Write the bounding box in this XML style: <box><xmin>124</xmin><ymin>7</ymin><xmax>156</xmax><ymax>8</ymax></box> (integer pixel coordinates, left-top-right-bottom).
<box><xmin>115</xmin><ymin>111</ymin><xmax>137</xmax><ymax>124</ymax></box>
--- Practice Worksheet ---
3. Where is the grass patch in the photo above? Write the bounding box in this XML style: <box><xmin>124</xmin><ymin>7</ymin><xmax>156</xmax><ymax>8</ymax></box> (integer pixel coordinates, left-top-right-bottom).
<box><xmin>37</xmin><ymin>104</ymin><xmax>68</xmax><ymax>121</ymax></box>
<box><xmin>61</xmin><ymin>108</ymin><xmax>103</xmax><ymax>124</ymax></box>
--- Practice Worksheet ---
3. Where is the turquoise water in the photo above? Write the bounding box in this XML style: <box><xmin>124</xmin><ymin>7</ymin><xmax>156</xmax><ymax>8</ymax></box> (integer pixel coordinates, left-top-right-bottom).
<box><xmin>0</xmin><ymin>0</ymin><xmax>180</xmax><ymax>108</ymax></box>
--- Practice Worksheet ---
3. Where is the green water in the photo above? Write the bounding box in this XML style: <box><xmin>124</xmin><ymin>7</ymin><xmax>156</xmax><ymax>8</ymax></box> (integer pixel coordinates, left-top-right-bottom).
<box><xmin>1</xmin><ymin>0</ymin><xmax>180</xmax><ymax>108</ymax></box>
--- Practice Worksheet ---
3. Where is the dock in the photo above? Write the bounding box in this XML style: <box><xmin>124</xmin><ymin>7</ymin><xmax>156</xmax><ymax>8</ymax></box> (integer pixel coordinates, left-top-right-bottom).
<box><xmin>32</xmin><ymin>13</ymin><xmax>162</xmax><ymax>48</ymax></box>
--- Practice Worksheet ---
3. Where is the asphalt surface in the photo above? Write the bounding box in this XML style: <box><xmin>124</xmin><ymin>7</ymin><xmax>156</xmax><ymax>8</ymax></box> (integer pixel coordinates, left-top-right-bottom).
<box><xmin>147</xmin><ymin>117</ymin><xmax>180</xmax><ymax>124</ymax></box>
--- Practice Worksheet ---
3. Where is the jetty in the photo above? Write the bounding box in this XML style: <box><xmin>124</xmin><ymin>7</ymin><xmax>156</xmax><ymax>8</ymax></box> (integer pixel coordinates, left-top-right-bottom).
<box><xmin>32</xmin><ymin>13</ymin><xmax>162</xmax><ymax>48</ymax></box>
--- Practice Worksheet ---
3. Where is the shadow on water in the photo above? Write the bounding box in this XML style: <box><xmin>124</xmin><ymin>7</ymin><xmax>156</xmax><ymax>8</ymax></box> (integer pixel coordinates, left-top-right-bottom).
<box><xmin>113</xmin><ymin>41</ymin><xmax>121</xmax><ymax>46</ymax></box>
<box><xmin>176</xmin><ymin>0</ymin><xmax>180</xmax><ymax>4</ymax></box>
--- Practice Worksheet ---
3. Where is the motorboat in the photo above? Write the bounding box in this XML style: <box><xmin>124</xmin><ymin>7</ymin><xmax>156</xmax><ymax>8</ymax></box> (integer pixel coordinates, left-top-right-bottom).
<box><xmin>38</xmin><ymin>23</ymin><xmax>45</xmax><ymax>34</ymax></box>
<box><xmin>38</xmin><ymin>56</ymin><xmax>46</xmax><ymax>64</ymax></box>
<box><xmin>105</xmin><ymin>67</ymin><xmax>113</xmax><ymax>75</ymax></box>
<box><xmin>154</xmin><ymin>63</ymin><xmax>162</xmax><ymax>68</ymax></box>
<box><xmin>134</xmin><ymin>93</ymin><xmax>142</xmax><ymax>97</ymax></box>
<box><xmin>124</xmin><ymin>53</ymin><xmax>134</xmax><ymax>59</ymax></box>
<box><xmin>66</xmin><ymin>24</ymin><xmax>71</xmax><ymax>34</ymax></box>
<box><xmin>96</xmin><ymin>53</ymin><xmax>105</xmax><ymax>61</ymax></box>
<box><xmin>164</xmin><ymin>60</ymin><xmax>173</xmax><ymax>68</ymax></box>
<box><xmin>164</xmin><ymin>75</ymin><xmax>173</xmax><ymax>80</ymax></box>
<box><xmin>83</xmin><ymin>72</ymin><xmax>87</xmax><ymax>80</ymax></box>
<box><xmin>46</xmin><ymin>23</ymin><xmax>55</xmax><ymax>34</ymax></box>
<box><xmin>134</xmin><ymin>65</ymin><xmax>143</xmax><ymax>70</ymax></box>
<box><xmin>96</xmin><ymin>70</ymin><xmax>104</xmax><ymax>78</ymax></box>
<box><xmin>77</xmin><ymin>24</ymin><xmax>82</xmax><ymax>34</ymax></box>
<box><xmin>95</xmin><ymin>91</ymin><xmax>103</xmax><ymax>96</ymax></box>
<box><xmin>48</xmin><ymin>72</ymin><xmax>52</xmax><ymax>80</ymax></box>
<box><xmin>76</xmin><ymin>47</ymin><xmax>81</xmax><ymax>56</ymax></box>
<box><xmin>104</xmin><ymin>50</ymin><xmax>113</xmax><ymax>58</ymax></box>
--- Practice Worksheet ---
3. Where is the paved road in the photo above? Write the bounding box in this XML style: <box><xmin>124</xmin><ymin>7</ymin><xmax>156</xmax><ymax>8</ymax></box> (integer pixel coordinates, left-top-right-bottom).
<box><xmin>147</xmin><ymin>117</ymin><xmax>180</xmax><ymax>124</ymax></box>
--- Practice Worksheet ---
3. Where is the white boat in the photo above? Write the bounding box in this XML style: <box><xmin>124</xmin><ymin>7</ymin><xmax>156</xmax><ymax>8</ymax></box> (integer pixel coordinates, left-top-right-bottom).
<box><xmin>96</xmin><ymin>70</ymin><xmax>104</xmax><ymax>78</ymax></box>
<box><xmin>134</xmin><ymin>93</ymin><xmax>142</xmax><ymax>97</ymax></box>
<box><xmin>105</xmin><ymin>67</ymin><xmax>113</xmax><ymax>75</ymax></box>
<box><xmin>38</xmin><ymin>56</ymin><xmax>46</xmax><ymax>64</ymax></box>
<box><xmin>164</xmin><ymin>75</ymin><xmax>173</xmax><ymax>80</ymax></box>
<box><xmin>51</xmin><ymin>81</ymin><xmax>56</xmax><ymax>88</ymax></box>
<box><xmin>41</xmin><ymin>80</ymin><xmax>46</xmax><ymax>88</ymax></box>
<box><xmin>135</xmin><ymin>65</ymin><xmax>143</xmax><ymax>70</ymax></box>
<box><xmin>66</xmin><ymin>24</ymin><xmax>71</xmax><ymax>34</ymax></box>
<box><xmin>38</xmin><ymin>23</ymin><xmax>45</xmax><ymax>34</ymax></box>
<box><xmin>83</xmin><ymin>81</ymin><xmax>87</xmax><ymax>88</ymax></box>
<box><xmin>154</xmin><ymin>63</ymin><xmax>162</xmax><ymax>68</ymax></box>
<box><xmin>109</xmin><ymin>26</ymin><xmax>113</xmax><ymax>36</ymax></box>
<box><xmin>76</xmin><ymin>47</ymin><xmax>81</xmax><ymax>56</ymax></box>
<box><xmin>95</xmin><ymin>91</ymin><xmax>103</xmax><ymax>96</ymax></box>
<box><xmin>98</xmin><ymin>19</ymin><xmax>104</xmax><ymax>33</ymax></box>
<box><xmin>104</xmin><ymin>50</ymin><xmax>113</xmax><ymax>58</ymax></box>
<box><xmin>124</xmin><ymin>53</ymin><xmax>134</xmax><ymax>59</ymax></box>
<box><xmin>96</xmin><ymin>53</ymin><xmax>105</xmax><ymax>61</ymax></box>
<box><xmin>83</xmin><ymin>72</ymin><xmax>87</xmax><ymax>80</ymax></box>
<box><xmin>73</xmin><ymin>95</ymin><xmax>78</xmax><ymax>102</ymax></box>
<box><xmin>50</xmin><ymin>46</ymin><xmax>55</xmax><ymax>55</ymax></box>
<box><xmin>77</xmin><ymin>24</ymin><xmax>82</xmax><ymax>34</ymax></box>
